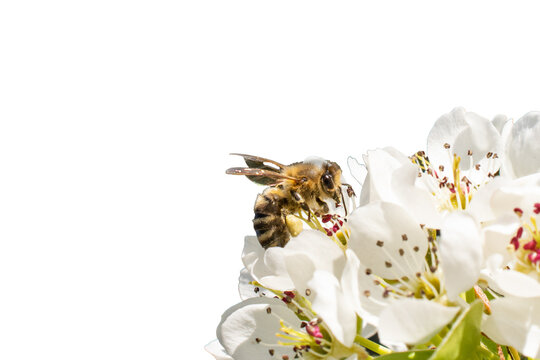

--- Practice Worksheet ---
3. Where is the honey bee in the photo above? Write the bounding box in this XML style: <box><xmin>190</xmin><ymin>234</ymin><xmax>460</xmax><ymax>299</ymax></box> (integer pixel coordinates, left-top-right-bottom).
<box><xmin>226</xmin><ymin>154</ymin><xmax>355</xmax><ymax>249</ymax></box>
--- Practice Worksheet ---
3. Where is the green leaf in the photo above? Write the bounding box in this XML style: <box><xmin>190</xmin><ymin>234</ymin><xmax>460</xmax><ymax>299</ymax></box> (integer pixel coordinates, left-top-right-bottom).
<box><xmin>465</xmin><ymin>287</ymin><xmax>476</xmax><ymax>304</ymax></box>
<box><xmin>481</xmin><ymin>333</ymin><xmax>508</xmax><ymax>359</ymax></box>
<box><xmin>428</xmin><ymin>301</ymin><xmax>484</xmax><ymax>360</ymax></box>
<box><xmin>376</xmin><ymin>350</ymin><xmax>435</xmax><ymax>360</ymax></box>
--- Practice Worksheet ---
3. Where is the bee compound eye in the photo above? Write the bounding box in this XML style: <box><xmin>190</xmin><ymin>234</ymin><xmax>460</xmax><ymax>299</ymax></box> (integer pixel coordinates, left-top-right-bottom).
<box><xmin>322</xmin><ymin>173</ymin><xmax>334</xmax><ymax>190</ymax></box>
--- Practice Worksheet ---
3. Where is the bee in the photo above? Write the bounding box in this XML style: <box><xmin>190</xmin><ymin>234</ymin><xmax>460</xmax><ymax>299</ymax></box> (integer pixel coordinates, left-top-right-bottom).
<box><xmin>226</xmin><ymin>154</ymin><xmax>355</xmax><ymax>249</ymax></box>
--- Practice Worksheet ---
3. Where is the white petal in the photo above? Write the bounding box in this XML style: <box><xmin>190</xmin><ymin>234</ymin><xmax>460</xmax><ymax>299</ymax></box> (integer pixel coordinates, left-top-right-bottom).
<box><xmin>284</xmin><ymin>230</ymin><xmax>345</xmax><ymax>277</ymax></box>
<box><xmin>361</xmin><ymin>147</ymin><xmax>410</xmax><ymax>204</ymax></box>
<box><xmin>238</xmin><ymin>268</ymin><xmax>273</xmax><ymax>300</ymax></box>
<box><xmin>238</xmin><ymin>268</ymin><xmax>257</xmax><ymax>300</ymax></box>
<box><xmin>347</xmin><ymin>156</ymin><xmax>367</xmax><ymax>188</ymax></box>
<box><xmin>341</xmin><ymin>250</ymin><xmax>387</xmax><ymax>329</ymax></box>
<box><xmin>307</xmin><ymin>270</ymin><xmax>357</xmax><ymax>347</ymax></box>
<box><xmin>360</xmin><ymin>148</ymin><xmax>440</xmax><ymax>227</ymax></box>
<box><xmin>253</xmin><ymin>247</ymin><xmax>294</xmax><ymax>291</ymax></box>
<box><xmin>241</xmin><ymin>236</ymin><xmax>264</xmax><ymax>269</ymax></box>
<box><xmin>348</xmin><ymin>201</ymin><xmax>428</xmax><ymax>279</ymax></box>
<box><xmin>491</xmin><ymin>114</ymin><xmax>509</xmax><ymax>134</ymax></box>
<box><xmin>427</xmin><ymin>107</ymin><xmax>502</xmax><ymax>174</ymax></box>
<box><xmin>492</xmin><ymin>270</ymin><xmax>540</xmax><ymax>298</ymax></box>
<box><xmin>467</xmin><ymin>176</ymin><xmax>511</xmax><ymax>222</ymax></box>
<box><xmin>217</xmin><ymin>298</ymin><xmax>299</xmax><ymax>360</ymax></box>
<box><xmin>489</xmin><ymin>173</ymin><xmax>540</xmax><ymax>218</ymax></box>
<box><xmin>483</xmin><ymin>297</ymin><xmax>540</xmax><ymax>359</ymax></box>
<box><xmin>283</xmin><ymin>230</ymin><xmax>346</xmax><ymax>294</ymax></box>
<box><xmin>504</xmin><ymin>111</ymin><xmax>540</xmax><ymax>178</ymax></box>
<box><xmin>482</xmin><ymin>215</ymin><xmax>518</xmax><ymax>267</ymax></box>
<box><xmin>378</xmin><ymin>299</ymin><xmax>460</xmax><ymax>345</ymax></box>
<box><xmin>205</xmin><ymin>339</ymin><xmax>234</xmax><ymax>360</ymax></box>
<box><xmin>439</xmin><ymin>212</ymin><xmax>483</xmax><ymax>300</ymax></box>
<box><xmin>242</xmin><ymin>236</ymin><xmax>294</xmax><ymax>291</ymax></box>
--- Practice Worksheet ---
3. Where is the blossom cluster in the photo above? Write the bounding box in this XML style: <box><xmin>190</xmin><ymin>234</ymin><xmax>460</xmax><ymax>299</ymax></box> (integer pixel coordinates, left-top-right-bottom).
<box><xmin>207</xmin><ymin>108</ymin><xmax>540</xmax><ymax>360</ymax></box>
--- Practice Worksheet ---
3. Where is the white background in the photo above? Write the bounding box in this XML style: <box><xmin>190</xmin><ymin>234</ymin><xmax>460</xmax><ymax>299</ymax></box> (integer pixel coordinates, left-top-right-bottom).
<box><xmin>1</xmin><ymin>1</ymin><xmax>540</xmax><ymax>359</ymax></box>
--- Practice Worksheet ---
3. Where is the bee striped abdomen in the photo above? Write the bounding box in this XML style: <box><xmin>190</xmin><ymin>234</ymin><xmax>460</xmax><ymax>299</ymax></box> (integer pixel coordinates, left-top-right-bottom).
<box><xmin>253</xmin><ymin>189</ymin><xmax>290</xmax><ymax>249</ymax></box>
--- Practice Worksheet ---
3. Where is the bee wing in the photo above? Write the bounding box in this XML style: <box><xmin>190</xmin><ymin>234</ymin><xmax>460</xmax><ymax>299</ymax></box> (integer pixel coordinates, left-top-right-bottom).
<box><xmin>226</xmin><ymin>167</ymin><xmax>298</xmax><ymax>186</ymax></box>
<box><xmin>230</xmin><ymin>153</ymin><xmax>286</xmax><ymax>171</ymax></box>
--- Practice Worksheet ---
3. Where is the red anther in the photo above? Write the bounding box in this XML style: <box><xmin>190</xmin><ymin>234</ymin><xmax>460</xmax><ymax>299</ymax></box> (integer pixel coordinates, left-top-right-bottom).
<box><xmin>528</xmin><ymin>251</ymin><xmax>540</xmax><ymax>264</ymax></box>
<box><xmin>306</xmin><ymin>324</ymin><xmax>323</xmax><ymax>338</ymax></box>
<box><xmin>321</xmin><ymin>214</ymin><xmax>333</xmax><ymax>223</ymax></box>
<box><xmin>517</xmin><ymin>227</ymin><xmax>524</xmax><ymax>239</ymax></box>
<box><xmin>283</xmin><ymin>290</ymin><xmax>295</xmax><ymax>299</ymax></box>
<box><xmin>325</xmin><ymin>228</ymin><xmax>332</xmax><ymax>236</ymax></box>
<box><xmin>510</xmin><ymin>236</ymin><xmax>520</xmax><ymax>250</ymax></box>
<box><xmin>534</xmin><ymin>203</ymin><xmax>540</xmax><ymax>214</ymax></box>
<box><xmin>332</xmin><ymin>224</ymin><xmax>340</xmax><ymax>233</ymax></box>
<box><xmin>514</xmin><ymin>208</ymin><xmax>524</xmax><ymax>217</ymax></box>
<box><xmin>524</xmin><ymin>240</ymin><xmax>537</xmax><ymax>251</ymax></box>
<box><xmin>339</xmin><ymin>220</ymin><xmax>343</xmax><ymax>226</ymax></box>
<box><xmin>281</xmin><ymin>296</ymin><xmax>291</xmax><ymax>304</ymax></box>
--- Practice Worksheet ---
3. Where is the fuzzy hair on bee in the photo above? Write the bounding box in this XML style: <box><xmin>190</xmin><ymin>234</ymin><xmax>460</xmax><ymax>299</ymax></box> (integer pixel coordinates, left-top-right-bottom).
<box><xmin>226</xmin><ymin>153</ymin><xmax>354</xmax><ymax>249</ymax></box>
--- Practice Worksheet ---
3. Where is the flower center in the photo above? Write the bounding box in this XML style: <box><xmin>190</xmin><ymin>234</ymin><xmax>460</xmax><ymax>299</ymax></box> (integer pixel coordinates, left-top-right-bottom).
<box><xmin>362</xmin><ymin>231</ymin><xmax>450</xmax><ymax>305</ymax></box>
<box><xmin>252</xmin><ymin>288</ymin><xmax>358</xmax><ymax>360</ymax></box>
<box><xmin>508</xmin><ymin>204</ymin><xmax>540</xmax><ymax>274</ymax></box>
<box><xmin>412</xmin><ymin>147</ymin><xmax>498</xmax><ymax>212</ymax></box>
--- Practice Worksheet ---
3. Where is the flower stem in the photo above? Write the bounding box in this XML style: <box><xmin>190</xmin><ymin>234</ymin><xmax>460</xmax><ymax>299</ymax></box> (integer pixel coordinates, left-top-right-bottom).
<box><xmin>354</xmin><ymin>336</ymin><xmax>392</xmax><ymax>355</ymax></box>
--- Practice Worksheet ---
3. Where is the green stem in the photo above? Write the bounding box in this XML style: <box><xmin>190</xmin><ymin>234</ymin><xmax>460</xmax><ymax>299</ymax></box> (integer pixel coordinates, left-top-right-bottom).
<box><xmin>431</xmin><ymin>334</ymin><xmax>443</xmax><ymax>347</ymax></box>
<box><xmin>354</xmin><ymin>336</ymin><xmax>392</xmax><ymax>355</ymax></box>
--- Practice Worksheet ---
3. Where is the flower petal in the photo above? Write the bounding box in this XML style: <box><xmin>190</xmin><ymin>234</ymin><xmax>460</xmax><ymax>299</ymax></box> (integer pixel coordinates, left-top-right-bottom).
<box><xmin>491</xmin><ymin>114</ymin><xmax>509</xmax><ymax>134</ymax></box>
<box><xmin>348</xmin><ymin>201</ymin><xmax>428</xmax><ymax>279</ymax></box>
<box><xmin>360</xmin><ymin>148</ymin><xmax>441</xmax><ymax>228</ymax></box>
<box><xmin>492</xmin><ymin>270</ymin><xmax>540</xmax><ymax>298</ymax></box>
<box><xmin>205</xmin><ymin>339</ymin><xmax>234</xmax><ymax>360</ymax></box>
<box><xmin>483</xmin><ymin>214</ymin><xmax>518</xmax><ymax>259</ymax></box>
<box><xmin>217</xmin><ymin>297</ymin><xmax>299</xmax><ymax>360</ymax></box>
<box><xmin>242</xmin><ymin>236</ymin><xmax>294</xmax><ymax>291</ymax></box>
<box><xmin>483</xmin><ymin>297</ymin><xmax>540</xmax><ymax>359</ymax></box>
<box><xmin>306</xmin><ymin>270</ymin><xmax>357</xmax><ymax>347</ymax></box>
<box><xmin>439</xmin><ymin>212</ymin><xmax>483</xmax><ymax>300</ymax></box>
<box><xmin>467</xmin><ymin>176</ymin><xmax>511</xmax><ymax>222</ymax></box>
<box><xmin>503</xmin><ymin>111</ymin><xmax>540</xmax><ymax>179</ymax></box>
<box><xmin>427</xmin><ymin>107</ymin><xmax>502</xmax><ymax>174</ymax></box>
<box><xmin>341</xmin><ymin>249</ymin><xmax>386</xmax><ymax>329</ymax></box>
<box><xmin>489</xmin><ymin>172</ymin><xmax>540</xmax><ymax>218</ymax></box>
<box><xmin>347</xmin><ymin>156</ymin><xmax>367</xmax><ymax>188</ymax></box>
<box><xmin>378</xmin><ymin>299</ymin><xmax>460</xmax><ymax>345</ymax></box>
<box><xmin>238</xmin><ymin>268</ymin><xmax>273</xmax><ymax>300</ymax></box>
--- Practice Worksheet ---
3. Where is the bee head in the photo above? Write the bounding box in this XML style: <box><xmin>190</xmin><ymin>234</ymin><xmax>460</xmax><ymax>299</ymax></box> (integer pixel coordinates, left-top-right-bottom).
<box><xmin>320</xmin><ymin>161</ymin><xmax>342</xmax><ymax>199</ymax></box>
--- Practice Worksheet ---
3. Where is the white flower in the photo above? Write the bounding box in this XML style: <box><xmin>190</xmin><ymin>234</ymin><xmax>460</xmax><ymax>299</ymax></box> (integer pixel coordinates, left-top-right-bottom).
<box><xmin>205</xmin><ymin>339</ymin><xmax>234</xmax><ymax>360</ymax></box>
<box><xmin>482</xmin><ymin>297</ymin><xmax>540</xmax><ymax>359</ymax></box>
<box><xmin>481</xmin><ymin>173</ymin><xmax>540</xmax><ymax>296</ymax></box>
<box><xmin>426</xmin><ymin>107</ymin><xmax>502</xmax><ymax>188</ymax></box>
<box><xmin>345</xmin><ymin>200</ymin><xmax>482</xmax><ymax>346</ymax></box>
<box><xmin>352</xmin><ymin>107</ymin><xmax>504</xmax><ymax>226</ymax></box>
<box><xmin>214</xmin><ymin>296</ymin><xmax>369</xmax><ymax>360</ymax></box>
<box><xmin>356</xmin><ymin>147</ymin><xmax>441</xmax><ymax>228</ymax></box>
<box><xmin>240</xmin><ymin>231</ymin><xmax>371</xmax><ymax>350</ymax></box>
<box><xmin>501</xmin><ymin>111</ymin><xmax>540</xmax><ymax>179</ymax></box>
<box><xmin>479</xmin><ymin>173</ymin><xmax>540</xmax><ymax>358</ymax></box>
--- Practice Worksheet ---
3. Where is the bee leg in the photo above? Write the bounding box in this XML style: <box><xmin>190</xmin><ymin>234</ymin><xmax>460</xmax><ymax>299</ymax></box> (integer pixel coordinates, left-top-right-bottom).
<box><xmin>290</xmin><ymin>190</ymin><xmax>312</xmax><ymax>221</ymax></box>
<box><xmin>339</xmin><ymin>187</ymin><xmax>348</xmax><ymax>217</ymax></box>
<box><xmin>316</xmin><ymin>198</ymin><xmax>329</xmax><ymax>214</ymax></box>
<box><xmin>342</xmin><ymin>183</ymin><xmax>356</xmax><ymax>198</ymax></box>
